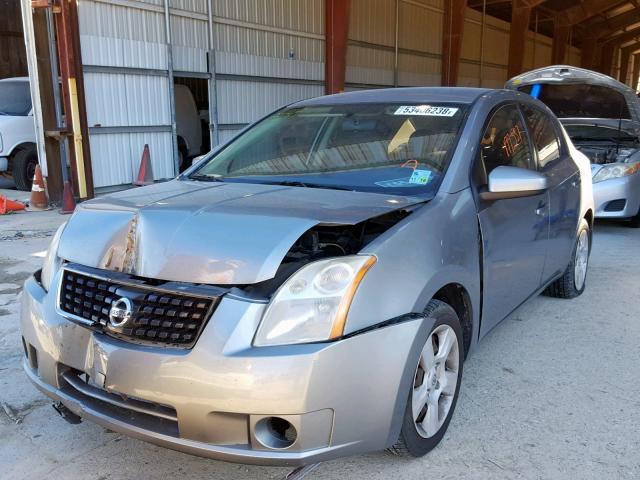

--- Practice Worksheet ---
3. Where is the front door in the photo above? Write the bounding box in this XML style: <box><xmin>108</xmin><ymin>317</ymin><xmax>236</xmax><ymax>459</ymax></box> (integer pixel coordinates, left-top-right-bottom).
<box><xmin>475</xmin><ymin>104</ymin><xmax>549</xmax><ymax>337</ymax></box>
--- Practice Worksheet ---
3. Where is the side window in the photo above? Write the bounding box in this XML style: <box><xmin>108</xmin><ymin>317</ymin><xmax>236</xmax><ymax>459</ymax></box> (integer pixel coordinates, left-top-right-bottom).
<box><xmin>521</xmin><ymin>105</ymin><xmax>561</xmax><ymax>170</ymax></box>
<box><xmin>479</xmin><ymin>104</ymin><xmax>535</xmax><ymax>179</ymax></box>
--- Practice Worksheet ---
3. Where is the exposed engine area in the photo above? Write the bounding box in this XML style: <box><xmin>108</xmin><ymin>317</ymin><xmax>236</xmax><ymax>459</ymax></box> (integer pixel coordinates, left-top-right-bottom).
<box><xmin>237</xmin><ymin>208</ymin><xmax>414</xmax><ymax>298</ymax></box>
<box><xmin>575</xmin><ymin>144</ymin><xmax>638</xmax><ymax>165</ymax></box>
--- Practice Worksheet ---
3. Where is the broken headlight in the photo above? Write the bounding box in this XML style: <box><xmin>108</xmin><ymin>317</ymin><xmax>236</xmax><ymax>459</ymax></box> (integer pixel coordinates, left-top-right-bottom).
<box><xmin>253</xmin><ymin>255</ymin><xmax>376</xmax><ymax>346</ymax></box>
<box><xmin>593</xmin><ymin>161</ymin><xmax>640</xmax><ymax>183</ymax></box>
<box><xmin>41</xmin><ymin>222</ymin><xmax>66</xmax><ymax>292</ymax></box>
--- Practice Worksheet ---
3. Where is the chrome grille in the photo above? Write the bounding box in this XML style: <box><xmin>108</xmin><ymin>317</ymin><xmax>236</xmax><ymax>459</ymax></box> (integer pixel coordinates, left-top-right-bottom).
<box><xmin>57</xmin><ymin>264</ymin><xmax>223</xmax><ymax>348</ymax></box>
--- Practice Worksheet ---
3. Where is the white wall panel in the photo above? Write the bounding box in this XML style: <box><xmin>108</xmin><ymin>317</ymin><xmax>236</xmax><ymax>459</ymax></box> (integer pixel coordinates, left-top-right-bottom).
<box><xmin>218</xmin><ymin>129</ymin><xmax>242</xmax><ymax>145</ymax></box>
<box><xmin>216</xmin><ymin>80</ymin><xmax>322</xmax><ymax>124</ymax></box>
<box><xmin>349</xmin><ymin>0</ymin><xmax>395</xmax><ymax>46</ymax></box>
<box><xmin>84</xmin><ymin>73</ymin><xmax>170</xmax><ymax>127</ymax></box>
<box><xmin>125</xmin><ymin>75</ymin><xmax>171</xmax><ymax>125</ymax></box>
<box><xmin>170</xmin><ymin>15</ymin><xmax>208</xmax><ymax>72</ymax></box>
<box><xmin>81</xmin><ymin>35</ymin><xmax>167</xmax><ymax>69</ymax></box>
<box><xmin>90</xmin><ymin>132</ymin><xmax>173</xmax><ymax>187</ymax></box>
<box><xmin>84</xmin><ymin>72</ymin><xmax>128</xmax><ymax>126</ymax></box>
<box><xmin>170</xmin><ymin>0</ymin><xmax>207</xmax><ymax>14</ymax></box>
<box><xmin>215</xmin><ymin>51</ymin><xmax>323</xmax><ymax>80</ymax></box>
<box><xmin>214</xmin><ymin>22</ymin><xmax>323</xmax><ymax>63</ymax></box>
<box><xmin>213</xmin><ymin>0</ymin><xmax>324</xmax><ymax>35</ymax></box>
<box><xmin>78</xmin><ymin>0</ymin><xmax>165</xmax><ymax>43</ymax></box>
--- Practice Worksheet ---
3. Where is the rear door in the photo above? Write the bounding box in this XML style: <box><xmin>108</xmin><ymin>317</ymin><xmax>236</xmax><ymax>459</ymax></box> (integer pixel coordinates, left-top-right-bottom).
<box><xmin>475</xmin><ymin>104</ymin><xmax>550</xmax><ymax>337</ymax></box>
<box><xmin>521</xmin><ymin>103</ymin><xmax>581</xmax><ymax>284</ymax></box>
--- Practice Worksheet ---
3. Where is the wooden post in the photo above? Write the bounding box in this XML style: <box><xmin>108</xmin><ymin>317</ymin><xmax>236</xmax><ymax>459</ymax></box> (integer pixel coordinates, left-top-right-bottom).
<box><xmin>325</xmin><ymin>0</ymin><xmax>350</xmax><ymax>94</ymax></box>
<box><xmin>551</xmin><ymin>19</ymin><xmax>569</xmax><ymax>64</ymax></box>
<box><xmin>619</xmin><ymin>47</ymin><xmax>632</xmax><ymax>84</ymax></box>
<box><xmin>580</xmin><ymin>36</ymin><xmax>597</xmax><ymax>70</ymax></box>
<box><xmin>632</xmin><ymin>53</ymin><xmax>640</xmax><ymax>92</ymax></box>
<box><xmin>441</xmin><ymin>0</ymin><xmax>467</xmax><ymax>86</ymax></box>
<box><xmin>52</xmin><ymin>0</ymin><xmax>93</xmax><ymax>199</ymax></box>
<box><xmin>599</xmin><ymin>44</ymin><xmax>615</xmax><ymax>76</ymax></box>
<box><xmin>507</xmin><ymin>0</ymin><xmax>531</xmax><ymax>79</ymax></box>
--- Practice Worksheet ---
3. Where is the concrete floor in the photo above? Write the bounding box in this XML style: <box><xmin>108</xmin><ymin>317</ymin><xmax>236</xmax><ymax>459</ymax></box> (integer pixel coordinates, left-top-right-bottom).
<box><xmin>1</xmin><ymin>208</ymin><xmax>638</xmax><ymax>480</ymax></box>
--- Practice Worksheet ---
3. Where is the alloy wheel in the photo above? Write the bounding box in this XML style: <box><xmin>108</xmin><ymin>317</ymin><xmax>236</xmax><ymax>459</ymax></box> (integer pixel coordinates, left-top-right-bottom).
<box><xmin>574</xmin><ymin>229</ymin><xmax>589</xmax><ymax>291</ymax></box>
<box><xmin>411</xmin><ymin>324</ymin><xmax>460</xmax><ymax>438</ymax></box>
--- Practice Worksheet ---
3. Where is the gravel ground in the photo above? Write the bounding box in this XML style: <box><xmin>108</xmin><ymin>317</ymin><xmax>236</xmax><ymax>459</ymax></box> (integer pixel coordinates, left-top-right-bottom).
<box><xmin>1</xmin><ymin>209</ymin><xmax>638</xmax><ymax>480</ymax></box>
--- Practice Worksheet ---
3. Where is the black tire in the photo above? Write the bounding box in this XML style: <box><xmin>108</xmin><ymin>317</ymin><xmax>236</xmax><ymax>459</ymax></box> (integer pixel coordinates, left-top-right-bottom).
<box><xmin>390</xmin><ymin>299</ymin><xmax>464</xmax><ymax>457</ymax></box>
<box><xmin>628</xmin><ymin>209</ymin><xmax>640</xmax><ymax>228</ymax></box>
<box><xmin>12</xmin><ymin>147</ymin><xmax>38</xmax><ymax>191</ymax></box>
<box><xmin>544</xmin><ymin>218</ymin><xmax>590</xmax><ymax>299</ymax></box>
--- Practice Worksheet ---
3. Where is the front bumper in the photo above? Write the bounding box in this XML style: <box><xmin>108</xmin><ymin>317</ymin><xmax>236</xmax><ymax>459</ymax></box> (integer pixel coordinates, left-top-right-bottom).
<box><xmin>593</xmin><ymin>173</ymin><xmax>640</xmax><ymax>219</ymax></box>
<box><xmin>20</xmin><ymin>273</ymin><xmax>430</xmax><ymax>466</ymax></box>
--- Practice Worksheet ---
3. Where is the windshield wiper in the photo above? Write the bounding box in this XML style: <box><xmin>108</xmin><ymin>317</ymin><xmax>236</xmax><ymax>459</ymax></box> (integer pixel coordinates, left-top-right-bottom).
<box><xmin>190</xmin><ymin>174</ymin><xmax>225</xmax><ymax>182</ymax></box>
<box><xmin>259</xmin><ymin>180</ymin><xmax>354</xmax><ymax>191</ymax></box>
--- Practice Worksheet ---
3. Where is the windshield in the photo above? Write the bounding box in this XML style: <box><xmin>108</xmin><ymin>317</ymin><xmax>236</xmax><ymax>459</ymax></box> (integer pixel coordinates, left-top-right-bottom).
<box><xmin>190</xmin><ymin>103</ymin><xmax>467</xmax><ymax>197</ymax></box>
<box><xmin>564</xmin><ymin>124</ymin><xmax>638</xmax><ymax>143</ymax></box>
<box><xmin>519</xmin><ymin>83</ymin><xmax>630</xmax><ymax>120</ymax></box>
<box><xmin>0</xmin><ymin>81</ymin><xmax>31</xmax><ymax>116</ymax></box>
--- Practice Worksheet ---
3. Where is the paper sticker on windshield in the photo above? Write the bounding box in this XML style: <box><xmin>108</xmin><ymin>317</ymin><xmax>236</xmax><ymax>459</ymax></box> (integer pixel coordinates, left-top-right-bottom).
<box><xmin>409</xmin><ymin>169</ymin><xmax>432</xmax><ymax>185</ymax></box>
<box><xmin>394</xmin><ymin>105</ymin><xmax>459</xmax><ymax>117</ymax></box>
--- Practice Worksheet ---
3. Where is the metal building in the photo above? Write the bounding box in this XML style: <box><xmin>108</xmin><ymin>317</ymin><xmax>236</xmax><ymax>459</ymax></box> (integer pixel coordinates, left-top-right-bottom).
<box><xmin>20</xmin><ymin>0</ymin><xmax>639</xmax><ymax>201</ymax></box>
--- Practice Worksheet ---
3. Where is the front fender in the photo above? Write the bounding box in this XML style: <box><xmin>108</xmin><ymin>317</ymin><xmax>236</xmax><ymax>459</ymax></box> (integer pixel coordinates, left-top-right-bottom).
<box><xmin>347</xmin><ymin>189</ymin><xmax>480</xmax><ymax>349</ymax></box>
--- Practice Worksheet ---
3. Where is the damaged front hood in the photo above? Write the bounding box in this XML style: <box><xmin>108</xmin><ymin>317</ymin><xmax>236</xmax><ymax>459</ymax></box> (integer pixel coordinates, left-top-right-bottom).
<box><xmin>58</xmin><ymin>180</ymin><xmax>423</xmax><ymax>285</ymax></box>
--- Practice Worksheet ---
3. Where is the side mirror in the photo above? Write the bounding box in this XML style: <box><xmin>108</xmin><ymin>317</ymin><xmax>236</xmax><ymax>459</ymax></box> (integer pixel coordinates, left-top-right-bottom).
<box><xmin>480</xmin><ymin>166</ymin><xmax>548</xmax><ymax>201</ymax></box>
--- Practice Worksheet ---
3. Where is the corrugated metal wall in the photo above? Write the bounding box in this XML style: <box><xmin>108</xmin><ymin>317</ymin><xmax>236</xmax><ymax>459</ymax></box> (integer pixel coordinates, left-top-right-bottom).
<box><xmin>212</xmin><ymin>0</ymin><xmax>324</xmax><ymax>140</ymax></box>
<box><xmin>76</xmin><ymin>0</ymin><xmax>581</xmax><ymax>188</ymax></box>
<box><xmin>346</xmin><ymin>0</ymin><xmax>582</xmax><ymax>91</ymax></box>
<box><xmin>78</xmin><ymin>0</ymin><xmax>173</xmax><ymax>188</ymax></box>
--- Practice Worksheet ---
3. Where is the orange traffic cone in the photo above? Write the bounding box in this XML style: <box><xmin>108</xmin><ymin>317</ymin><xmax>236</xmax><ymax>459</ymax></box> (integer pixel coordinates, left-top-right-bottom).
<box><xmin>60</xmin><ymin>180</ymin><xmax>76</xmax><ymax>214</ymax></box>
<box><xmin>0</xmin><ymin>195</ymin><xmax>26</xmax><ymax>215</ymax></box>
<box><xmin>26</xmin><ymin>164</ymin><xmax>50</xmax><ymax>211</ymax></box>
<box><xmin>133</xmin><ymin>144</ymin><xmax>154</xmax><ymax>186</ymax></box>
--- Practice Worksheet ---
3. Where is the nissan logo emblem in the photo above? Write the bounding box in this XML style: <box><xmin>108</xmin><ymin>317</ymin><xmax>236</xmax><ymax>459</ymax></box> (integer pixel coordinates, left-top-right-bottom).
<box><xmin>108</xmin><ymin>297</ymin><xmax>133</xmax><ymax>328</ymax></box>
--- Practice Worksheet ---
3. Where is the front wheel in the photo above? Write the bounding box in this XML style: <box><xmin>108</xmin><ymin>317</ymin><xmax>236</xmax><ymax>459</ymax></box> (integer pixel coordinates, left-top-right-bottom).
<box><xmin>390</xmin><ymin>300</ymin><xmax>463</xmax><ymax>457</ymax></box>
<box><xmin>12</xmin><ymin>147</ymin><xmax>38</xmax><ymax>191</ymax></box>
<box><xmin>544</xmin><ymin>218</ymin><xmax>590</xmax><ymax>298</ymax></box>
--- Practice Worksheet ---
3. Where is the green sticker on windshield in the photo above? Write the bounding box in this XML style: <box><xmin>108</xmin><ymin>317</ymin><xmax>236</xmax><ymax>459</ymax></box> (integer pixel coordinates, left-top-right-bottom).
<box><xmin>409</xmin><ymin>169</ymin><xmax>432</xmax><ymax>185</ymax></box>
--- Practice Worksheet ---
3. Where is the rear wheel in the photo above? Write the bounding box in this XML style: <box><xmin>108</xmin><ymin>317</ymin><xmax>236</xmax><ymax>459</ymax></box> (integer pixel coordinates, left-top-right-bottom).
<box><xmin>12</xmin><ymin>147</ymin><xmax>38</xmax><ymax>191</ymax></box>
<box><xmin>544</xmin><ymin>218</ymin><xmax>590</xmax><ymax>298</ymax></box>
<box><xmin>390</xmin><ymin>300</ymin><xmax>463</xmax><ymax>457</ymax></box>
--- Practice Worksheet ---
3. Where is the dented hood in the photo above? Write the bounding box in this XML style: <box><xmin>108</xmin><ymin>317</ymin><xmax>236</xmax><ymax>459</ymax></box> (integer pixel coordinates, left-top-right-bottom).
<box><xmin>58</xmin><ymin>180</ymin><xmax>423</xmax><ymax>285</ymax></box>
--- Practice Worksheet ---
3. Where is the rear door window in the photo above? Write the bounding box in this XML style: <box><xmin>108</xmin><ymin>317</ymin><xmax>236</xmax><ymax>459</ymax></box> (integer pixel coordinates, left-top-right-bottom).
<box><xmin>521</xmin><ymin>105</ymin><xmax>561</xmax><ymax>170</ymax></box>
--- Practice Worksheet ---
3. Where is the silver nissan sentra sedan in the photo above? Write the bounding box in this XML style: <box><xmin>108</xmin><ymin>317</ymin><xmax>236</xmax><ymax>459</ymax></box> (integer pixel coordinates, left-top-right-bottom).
<box><xmin>21</xmin><ymin>87</ymin><xmax>594</xmax><ymax>465</ymax></box>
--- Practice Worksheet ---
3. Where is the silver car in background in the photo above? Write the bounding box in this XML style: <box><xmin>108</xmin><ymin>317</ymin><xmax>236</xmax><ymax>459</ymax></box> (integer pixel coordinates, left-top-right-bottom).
<box><xmin>21</xmin><ymin>87</ymin><xmax>593</xmax><ymax>465</ymax></box>
<box><xmin>506</xmin><ymin>65</ymin><xmax>640</xmax><ymax>227</ymax></box>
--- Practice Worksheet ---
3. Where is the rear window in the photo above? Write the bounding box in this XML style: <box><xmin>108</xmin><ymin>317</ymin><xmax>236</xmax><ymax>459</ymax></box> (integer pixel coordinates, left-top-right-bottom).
<box><xmin>519</xmin><ymin>83</ymin><xmax>630</xmax><ymax>120</ymax></box>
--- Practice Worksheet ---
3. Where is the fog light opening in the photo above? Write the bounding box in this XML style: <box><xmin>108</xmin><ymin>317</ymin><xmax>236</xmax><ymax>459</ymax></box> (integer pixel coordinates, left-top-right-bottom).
<box><xmin>254</xmin><ymin>417</ymin><xmax>298</xmax><ymax>449</ymax></box>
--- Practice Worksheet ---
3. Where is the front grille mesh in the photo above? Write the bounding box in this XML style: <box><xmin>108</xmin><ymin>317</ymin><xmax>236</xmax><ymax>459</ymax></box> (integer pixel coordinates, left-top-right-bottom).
<box><xmin>59</xmin><ymin>267</ymin><xmax>221</xmax><ymax>348</ymax></box>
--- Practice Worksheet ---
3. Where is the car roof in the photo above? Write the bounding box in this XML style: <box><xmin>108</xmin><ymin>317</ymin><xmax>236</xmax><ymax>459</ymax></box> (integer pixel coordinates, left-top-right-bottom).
<box><xmin>294</xmin><ymin>87</ymin><xmax>493</xmax><ymax>107</ymax></box>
